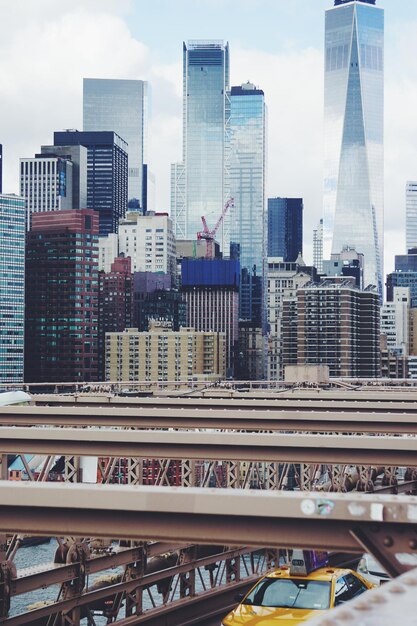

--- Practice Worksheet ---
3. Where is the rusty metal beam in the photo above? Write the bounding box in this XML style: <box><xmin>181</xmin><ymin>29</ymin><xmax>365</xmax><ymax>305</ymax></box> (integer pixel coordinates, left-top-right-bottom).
<box><xmin>0</xmin><ymin>482</ymin><xmax>416</xmax><ymax>551</ymax></box>
<box><xmin>0</xmin><ymin>427</ymin><xmax>416</xmax><ymax>466</ymax></box>
<box><xmin>4</xmin><ymin>405</ymin><xmax>417</xmax><ymax>433</ymax></box>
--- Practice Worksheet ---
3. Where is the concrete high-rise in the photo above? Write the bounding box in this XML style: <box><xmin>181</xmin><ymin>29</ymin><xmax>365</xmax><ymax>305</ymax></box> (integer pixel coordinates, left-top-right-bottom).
<box><xmin>323</xmin><ymin>0</ymin><xmax>384</xmax><ymax>294</ymax></box>
<box><xmin>83</xmin><ymin>78</ymin><xmax>149</xmax><ymax>211</ymax></box>
<box><xmin>230</xmin><ymin>82</ymin><xmax>267</xmax><ymax>324</ymax></box>
<box><xmin>171</xmin><ymin>41</ymin><xmax>230</xmax><ymax>246</ymax></box>
<box><xmin>406</xmin><ymin>182</ymin><xmax>417</xmax><ymax>251</ymax></box>
<box><xmin>20</xmin><ymin>154</ymin><xmax>73</xmax><ymax>226</ymax></box>
<box><xmin>282</xmin><ymin>278</ymin><xmax>381</xmax><ymax>378</ymax></box>
<box><xmin>313</xmin><ymin>218</ymin><xmax>324</xmax><ymax>273</ymax></box>
<box><xmin>0</xmin><ymin>194</ymin><xmax>26</xmax><ymax>384</ymax></box>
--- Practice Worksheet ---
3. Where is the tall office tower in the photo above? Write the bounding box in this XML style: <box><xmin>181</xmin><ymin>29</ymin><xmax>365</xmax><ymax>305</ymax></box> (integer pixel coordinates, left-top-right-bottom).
<box><xmin>118</xmin><ymin>211</ymin><xmax>177</xmax><ymax>283</ymax></box>
<box><xmin>230</xmin><ymin>83</ymin><xmax>267</xmax><ymax>323</ymax></box>
<box><xmin>41</xmin><ymin>144</ymin><xmax>88</xmax><ymax>209</ymax></box>
<box><xmin>0</xmin><ymin>194</ymin><xmax>25</xmax><ymax>383</ymax></box>
<box><xmin>406</xmin><ymin>182</ymin><xmax>417</xmax><ymax>251</ymax></box>
<box><xmin>25</xmin><ymin>209</ymin><xmax>99</xmax><ymax>383</ymax></box>
<box><xmin>98</xmin><ymin>255</ymin><xmax>133</xmax><ymax>380</ymax></box>
<box><xmin>282</xmin><ymin>278</ymin><xmax>381</xmax><ymax>378</ymax></box>
<box><xmin>313</xmin><ymin>218</ymin><xmax>324</xmax><ymax>273</ymax></box>
<box><xmin>0</xmin><ymin>145</ymin><xmax>3</xmax><ymax>194</ymax></box>
<box><xmin>83</xmin><ymin>79</ymin><xmax>149</xmax><ymax>211</ymax></box>
<box><xmin>54</xmin><ymin>130</ymin><xmax>128</xmax><ymax>236</ymax></box>
<box><xmin>267</xmin><ymin>198</ymin><xmax>303</xmax><ymax>262</ymax></box>
<box><xmin>171</xmin><ymin>41</ymin><xmax>230</xmax><ymax>245</ymax></box>
<box><xmin>20</xmin><ymin>154</ymin><xmax>73</xmax><ymax>225</ymax></box>
<box><xmin>323</xmin><ymin>0</ymin><xmax>384</xmax><ymax>294</ymax></box>
<box><xmin>181</xmin><ymin>258</ymin><xmax>240</xmax><ymax>376</ymax></box>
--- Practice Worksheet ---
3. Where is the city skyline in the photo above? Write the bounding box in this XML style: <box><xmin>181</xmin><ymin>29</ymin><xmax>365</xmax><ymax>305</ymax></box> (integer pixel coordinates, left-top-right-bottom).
<box><xmin>1</xmin><ymin>0</ymin><xmax>416</xmax><ymax>271</ymax></box>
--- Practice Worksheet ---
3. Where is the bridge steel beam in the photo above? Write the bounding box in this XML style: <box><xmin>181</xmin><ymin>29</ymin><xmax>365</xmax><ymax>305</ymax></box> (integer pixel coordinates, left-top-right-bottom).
<box><xmin>0</xmin><ymin>427</ymin><xmax>416</xmax><ymax>466</ymax></box>
<box><xmin>3</xmin><ymin>405</ymin><xmax>417</xmax><ymax>433</ymax></box>
<box><xmin>0</xmin><ymin>482</ymin><xmax>416</xmax><ymax>559</ymax></box>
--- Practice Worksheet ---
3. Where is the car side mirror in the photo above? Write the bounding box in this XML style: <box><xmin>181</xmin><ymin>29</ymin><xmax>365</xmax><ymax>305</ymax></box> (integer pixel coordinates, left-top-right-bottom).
<box><xmin>234</xmin><ymin>593</ymin><xmax>245</xmax><ymax>603</ymax></box>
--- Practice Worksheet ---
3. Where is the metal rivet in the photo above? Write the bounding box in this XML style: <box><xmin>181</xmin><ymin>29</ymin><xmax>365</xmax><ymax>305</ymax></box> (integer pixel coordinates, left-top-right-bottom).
<box><xmin>383</xmin><ymin>536</ymin><xmax>394</xmax><ymax>547</ymax></box>
<box><xmin>388</xmin><ymin>584</ymin><xmax>406</xmax><ymax>594</ymax></box>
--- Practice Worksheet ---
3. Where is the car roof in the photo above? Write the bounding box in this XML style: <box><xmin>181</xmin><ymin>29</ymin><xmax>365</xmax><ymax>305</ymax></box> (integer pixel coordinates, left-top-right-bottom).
<box><xmin>266</xmin><ymin>566</ymin><xmax>353</xmax><ymax>583</ymax></box>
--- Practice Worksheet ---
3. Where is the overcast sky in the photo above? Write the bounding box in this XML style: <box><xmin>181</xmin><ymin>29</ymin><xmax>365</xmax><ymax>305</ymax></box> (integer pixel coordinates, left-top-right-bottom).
<box><xmin>1</xmin><ymin>0</ymin><xmax>417</xmax><ymax>273</ymax></box>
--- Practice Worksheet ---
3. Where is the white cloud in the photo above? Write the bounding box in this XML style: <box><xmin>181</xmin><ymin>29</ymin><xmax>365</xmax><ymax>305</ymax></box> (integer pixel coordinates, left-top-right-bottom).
<box><xmin>1</xmin><ymin>1</ymin><xmax>416</xmax><ymax>279</ymax></box>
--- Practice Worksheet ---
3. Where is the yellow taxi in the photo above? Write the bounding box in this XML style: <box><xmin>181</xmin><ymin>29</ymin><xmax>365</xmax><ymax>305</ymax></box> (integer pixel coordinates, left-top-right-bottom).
<box><xmin>221</xmin><ymin>551</ymin><xmax>375</xmax><ymax>625</ymax></box>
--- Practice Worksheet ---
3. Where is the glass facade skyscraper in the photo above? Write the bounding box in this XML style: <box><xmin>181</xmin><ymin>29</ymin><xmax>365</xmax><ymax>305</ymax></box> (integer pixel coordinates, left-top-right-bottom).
<box><xmin>267</xmin><ymin>197</ymin><xmax>303</xmax><ymax>263</ymax></box>
<box><xmin>54</xmin><ymin>130</ymin><xmax>128</xmax><ymax>236</ymax></box>
<box><xmin>229</xmin><ymin>83</ymin><xmax>266</xmax><ymax>324</ymax></box>
<box><xmin>324</xmin><ymin>0</ymin><xmax>384</xmax><ymax>294</ymax></box>
<box><xmin>83</xmin><ymin>78</ymin><xmax>149</xmax><ymax>211</ymax></box>
<box><xmin>171</xmin><ymin>41</ymin><xmax>230</xmax><ymax>246</ymax></box>
<box><xmin>0</xmin><ymin>194</ymin><xmax>25</xmax><ymax>384</ymax></box>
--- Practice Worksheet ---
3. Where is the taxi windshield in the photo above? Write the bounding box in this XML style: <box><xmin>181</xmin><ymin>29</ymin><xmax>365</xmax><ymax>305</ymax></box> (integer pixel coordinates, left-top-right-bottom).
<box><xmin>243</xmin><ymin>578</ymin><xmax>331</xmax><ymax>610</ymax></box>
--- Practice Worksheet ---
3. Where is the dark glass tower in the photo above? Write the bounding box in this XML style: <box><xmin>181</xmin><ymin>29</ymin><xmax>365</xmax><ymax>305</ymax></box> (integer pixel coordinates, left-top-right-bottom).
<box><xmin>54</xmin><ymin>130</ymin><xmax>128</xmax><ymax>235</ymax></box>
<box><xmin>25</xmin><ymin>209</ymin><xmax>99</xmax><ymax>383</ymax></box>
<box><xmin>268</xmin><ymin>198</ymin><xmax>303</xmax><ymax>262</ymax></box>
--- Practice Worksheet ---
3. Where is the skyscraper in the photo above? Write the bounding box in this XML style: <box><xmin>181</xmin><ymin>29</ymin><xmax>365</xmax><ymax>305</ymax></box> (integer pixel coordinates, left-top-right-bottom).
<box><xmin>323</xmin><ymin>0</ymin><xmax>384</xmax><ymax>294</ymax></box>
<box><xmin>171</xmin><ymin>41</ymin><xmax>230</xmax><ymax>246</ymax></box>
<box><xmin>41</xmin><ymin>143</ymin><xmax>88</xmax><ymax>209</ymax></box>
<box><xmin>0</xmin><ymin>194</ymin><xmax>25</xmax><ymax>384</ymax></box>
<box><xmin>20</xmin><ymin>154</ymin><xmax>74</xmax><ymax>226</ymax></box>
<box><xmin>267</xmin><ymin>198</ymin><xmax>303</xmax><ymax>262</ymax></box>
<box><xmin>25</xmin><ymin>209</ymin><xmax>99</xmax><ymax>383</ymax></box>
<box><xmin>54</xmin><ymin>130</ymin><xmax>128</xmax><ymax>236</ymax></box>
<box><xmin>230</xmin><ymin>82</ymin><xmax>267</xmax><ymax>323</ymax></box>
<box><xmin>313</xmin><ymin>218</ymin><xmax>324</xmax><ymax>273</ymax></box>
<box><xmin>406</xmin><ymin>182</ymin><xmax>417</xmax><ymax>251</ymax></box>
<box><xmin>0</xmin><ymin>145</ymin><xmax>3</xmax><ymax>194</ymax></box>
<box><xmin>83</xmin><ymin>78</ymin><xmax>149</xmax><ymax>211</ymax></box>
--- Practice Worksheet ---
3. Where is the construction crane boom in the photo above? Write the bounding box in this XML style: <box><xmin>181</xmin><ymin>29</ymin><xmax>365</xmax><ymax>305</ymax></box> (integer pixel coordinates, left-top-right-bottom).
<box><xmin>197</xmin><ymin>198</ymin><xmax>234</xmax><ymax>258</ymax></box>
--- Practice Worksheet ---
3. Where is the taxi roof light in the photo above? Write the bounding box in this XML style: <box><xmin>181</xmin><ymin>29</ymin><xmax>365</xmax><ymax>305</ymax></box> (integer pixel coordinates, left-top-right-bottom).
<box><xmin>289</xmin><ymin>550</ymin><xmax>329</xmax><ymax>576</ymax></box>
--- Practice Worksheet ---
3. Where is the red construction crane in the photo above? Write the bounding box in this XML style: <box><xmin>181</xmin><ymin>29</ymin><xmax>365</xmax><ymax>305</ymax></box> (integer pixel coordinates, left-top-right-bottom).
<box><xmin>197</xmin><ymin>198</ymin><xmax>234</xmax><ymax>258</ymax></box>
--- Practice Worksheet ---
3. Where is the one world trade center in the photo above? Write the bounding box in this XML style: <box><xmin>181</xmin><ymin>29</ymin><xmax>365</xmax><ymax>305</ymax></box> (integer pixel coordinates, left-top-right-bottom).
<box><xmin>323</xmin><ymin>0</ymin><xmax>384</xmax><ymax>295</ymax></box>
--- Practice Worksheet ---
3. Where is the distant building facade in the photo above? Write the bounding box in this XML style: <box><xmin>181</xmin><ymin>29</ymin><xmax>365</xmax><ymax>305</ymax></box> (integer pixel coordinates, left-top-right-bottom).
<box><xmin>41</xmin><ymin>143</ymin><xmax>88</xmax><ymax>209</ymax></box>
<box><xmin>322</xmin><ymin>246</ymin><xmax>364</xmax><ymax>288</ymax></box>
<box><xmin>406</xmin><ymin>181</ymin><xmax>417</xmax><ymax>251</ymax></box>
<box><xmin>313</xmin><ymin>218</ymin><xmax>323</xmax><ymax>273</ymax></box>
<box><xmin>282</xmin><ymin>278</ymin><xmax>381</xmax><ymax>378</ymax></box>
<box><xmin>135</xmin><ymin>290</ymin><xmax>187</xmax><ymax>332</ymax></box>
<box><xmin>54</xmin><ymin>130</ymin><xmax>128</xmax><ymax>235</ymax></box>
<box><xmin>267</xmin><ymin>198</ymin><xmax>303</xmax><ymax>263</ymax></box>
<box><xmin>118</xmin><ymin>211</ymin><xmax>176</xmax><ymax>283</ymax></box>
<box><xmin>83</xmin><ymin>78</ymin><xmax>150</xmax><ymax>211</ymax></box>
<box><xmin>387</xmin><ymin>248</ymin><xmax>417</xmax><ymax>308</ymax></box>
<box><xmin>0</xmin><ymin>194</ymin><xmax>26</xmax><ymax>384</ymax></box>
<box><xmin>98</xmin><ymin>255</ymin><xmax>133</xmax><ymax>380</ymax></box>
<box><xmin>20</xmin><ymin>154</ymin><xmax>73</xmax><ymax>226</ymax></box>
<box><xmin>105</xmin><ymin>322</ymin><xmax>226</xmax><ymax>382</ymax></box>
<box><xmin>267</xmin><ymin>259</ymin><xmax>316</xmax><ymax>381</ymax></box>
<box><xmin>25</xmin><ymin>209</ymin><xmax>99</xmax><ymax>383</ymax></box>
<box><xmin>181</xmin><ymin>258</ymin><xmax>240</xmax><ymax>376</ymax></box>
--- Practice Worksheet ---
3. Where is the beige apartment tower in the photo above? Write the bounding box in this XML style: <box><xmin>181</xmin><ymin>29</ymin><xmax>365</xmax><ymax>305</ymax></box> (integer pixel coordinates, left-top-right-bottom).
<box><xmin>105</xmin><ymin>321</ymin><xmax>226</xmax><ymax>383</ymax></box>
